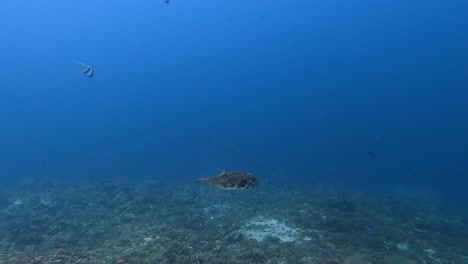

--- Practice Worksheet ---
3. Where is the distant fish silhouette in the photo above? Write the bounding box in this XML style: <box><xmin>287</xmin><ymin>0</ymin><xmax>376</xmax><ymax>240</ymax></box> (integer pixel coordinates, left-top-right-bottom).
<box><xmin>367</xmin><ymin>151</ymin><xmax>376</xmax><ymax>157</ymax></box>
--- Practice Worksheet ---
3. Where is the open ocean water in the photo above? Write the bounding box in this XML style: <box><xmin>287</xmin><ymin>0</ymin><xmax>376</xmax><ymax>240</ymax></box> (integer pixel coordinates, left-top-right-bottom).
<box><xmin>0</xmin><ymin>1</ymin><xmax>467</xmax><ymax>263</ymax></box>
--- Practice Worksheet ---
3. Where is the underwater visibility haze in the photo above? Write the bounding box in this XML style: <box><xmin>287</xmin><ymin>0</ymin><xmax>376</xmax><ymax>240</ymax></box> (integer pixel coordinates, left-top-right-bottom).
<box><xmin>0</xmin><ymin>0</ymin><xmax>467</xmax><ymax>263</ymax></box>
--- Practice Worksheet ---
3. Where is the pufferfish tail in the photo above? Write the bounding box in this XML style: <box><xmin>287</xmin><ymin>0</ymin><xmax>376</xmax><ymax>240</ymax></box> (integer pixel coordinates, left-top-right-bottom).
<box><xmin>194</xmin><ymin>178</ymin><xmax>211</xmax><ymax>185</ymax></box>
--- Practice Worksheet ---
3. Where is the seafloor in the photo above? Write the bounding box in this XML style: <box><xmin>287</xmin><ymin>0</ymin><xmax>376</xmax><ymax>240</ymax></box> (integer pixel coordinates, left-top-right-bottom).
<box><xmin>0</xmin><ymin>179</ymin><xmax>467</xmax><ymax>264</ymax></box>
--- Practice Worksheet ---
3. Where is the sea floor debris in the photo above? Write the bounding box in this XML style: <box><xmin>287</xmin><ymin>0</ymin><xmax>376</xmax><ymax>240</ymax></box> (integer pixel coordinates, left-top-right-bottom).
<box><xmin>0</xmin><ymin>179</ymin><xmax>467</xmax><ymax>264</ymax></box>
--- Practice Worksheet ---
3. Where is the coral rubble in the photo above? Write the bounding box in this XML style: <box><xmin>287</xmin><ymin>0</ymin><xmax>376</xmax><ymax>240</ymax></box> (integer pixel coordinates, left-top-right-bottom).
<box><xmin>0</xmin><ymin>179</ymin><xmax>466</xmax><ymax>263</ymax></box>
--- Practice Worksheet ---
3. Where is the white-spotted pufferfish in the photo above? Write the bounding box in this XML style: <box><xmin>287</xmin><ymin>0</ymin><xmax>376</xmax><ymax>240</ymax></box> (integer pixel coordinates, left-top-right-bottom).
<box><xmin>195</xmin><ymin>171</ymin><xmax>259</xmax><ymax>190</ymax></box>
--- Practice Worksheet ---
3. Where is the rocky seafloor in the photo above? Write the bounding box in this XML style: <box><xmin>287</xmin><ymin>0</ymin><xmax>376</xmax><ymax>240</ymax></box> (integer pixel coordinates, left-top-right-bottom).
<box><xmin>0</xmin><ymin>179</ymin><xmax>467</xmax><ymax>264</ymax></box>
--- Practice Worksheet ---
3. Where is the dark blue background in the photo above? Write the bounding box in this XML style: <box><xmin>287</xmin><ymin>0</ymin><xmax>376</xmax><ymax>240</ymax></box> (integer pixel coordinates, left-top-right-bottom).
<box><xmin>1</xmin><ymin>0</ymin><xmax>467</xmax><ymax>205</ymax></box>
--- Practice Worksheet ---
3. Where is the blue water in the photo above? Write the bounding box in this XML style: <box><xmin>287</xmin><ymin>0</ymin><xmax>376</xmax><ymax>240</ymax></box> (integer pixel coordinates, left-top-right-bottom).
<box><xmin>1</xmin><ymin>1</ymin><xmax>467</xmax><ymax>205</ymax></box>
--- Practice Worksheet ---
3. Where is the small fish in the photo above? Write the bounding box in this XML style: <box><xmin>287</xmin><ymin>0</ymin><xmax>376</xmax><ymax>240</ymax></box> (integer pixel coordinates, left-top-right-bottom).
<box><xmin>367</xmin><ymin>151</ymin><xmax>376</xmax><ymax>157</ymax></box>
<box><xmin>73</xmin><ymin>60</ymin><xmax>94</xmax><ymax>78</ymax></box>
<box><xmin>365</xmin><ymin>227</ymin><xmax>376</xmax><ymax>237</ymax></box>
<box><xmin>195</xmin><ymin>171</ymin><xmax>259</xmax><ymax>190</ymax></box>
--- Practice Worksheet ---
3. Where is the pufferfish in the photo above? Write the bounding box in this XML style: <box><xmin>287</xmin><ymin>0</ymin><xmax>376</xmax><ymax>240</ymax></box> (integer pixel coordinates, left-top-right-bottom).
<box><xmin>195</xmin><ymin>171</ymin><xmax>259</xmax><ymax>190</ymax></box>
